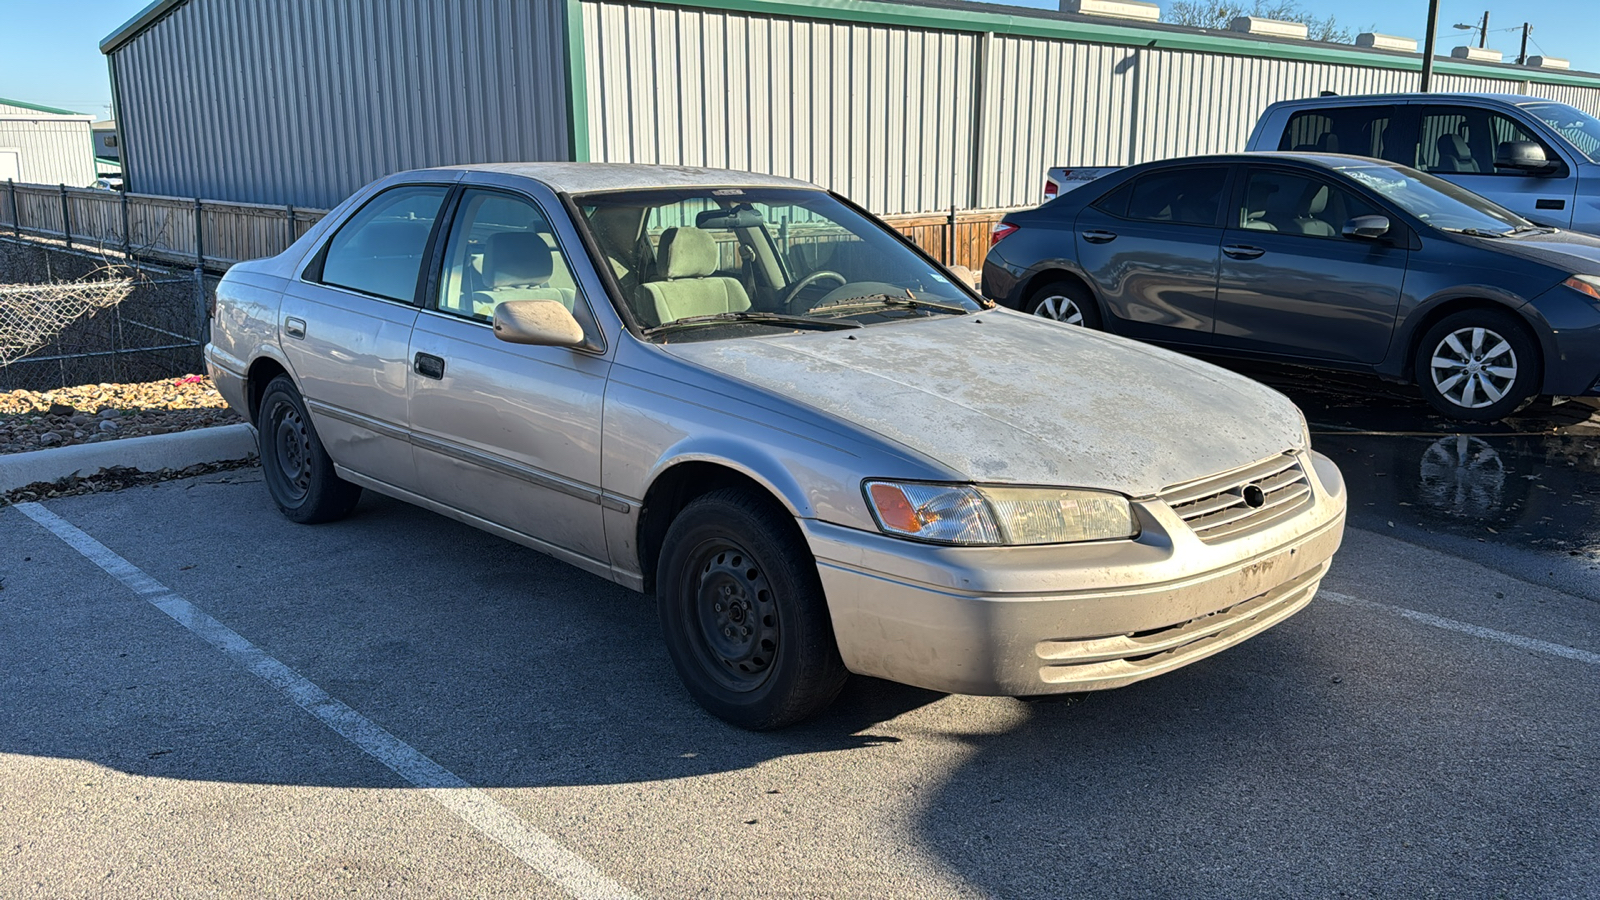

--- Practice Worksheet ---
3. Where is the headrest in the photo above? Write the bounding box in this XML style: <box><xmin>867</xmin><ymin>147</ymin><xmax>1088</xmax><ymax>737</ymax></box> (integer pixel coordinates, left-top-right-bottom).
<box><xmin>484</xmin><ymin>232</ymin><xmax>553</xmax><ymax>288</ymax></box>
<box><xmin>1306</xmin><ymin>185</ymin><xmax>1329</xmax><ymax>215</ymax></box>
<box><xmin>1439</xmin><ymin>133</ymin><xmax>1471</xmax><ymax>159</ymax></box>
<box><xmin>1316</xmin><ymin>133</ymin><xmax>1340</xmax><ymax>153</ymax></box>
<box><xmin>657</xmin><ymin>227</ymin><xmax>719</xmax><ymax>279</ymax></box>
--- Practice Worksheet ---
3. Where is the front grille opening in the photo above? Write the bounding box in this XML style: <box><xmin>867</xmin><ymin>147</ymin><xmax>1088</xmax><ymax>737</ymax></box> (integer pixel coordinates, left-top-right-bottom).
<box><xmin>1161</xmin><ymin>453</ymin><xmax>1314</xmax><ymax>543</ymax></box>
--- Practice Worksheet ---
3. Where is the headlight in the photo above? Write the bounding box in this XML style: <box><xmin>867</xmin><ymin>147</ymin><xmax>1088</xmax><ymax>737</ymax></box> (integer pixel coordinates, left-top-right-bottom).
<box><xmin>1564</xmin><ymin>274</ymin><xmax>1600</xmax><ymax>301</ymax></box>
<box><xmin>1300</xmin><ymin>413</ymin><xmax>1313</xmax><ymax>452</ymax></box>
<box><xmin>863</xmin><ymin>481</ymin><xmax>1138</xmax><ymax>546</ymax></box>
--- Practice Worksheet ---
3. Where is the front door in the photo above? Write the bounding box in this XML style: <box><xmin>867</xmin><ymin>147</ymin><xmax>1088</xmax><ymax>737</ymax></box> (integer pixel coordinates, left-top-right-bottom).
<box><xmin>1410</xmin><ymin>104</ymin><xmax>1578</xmax><ymax>228</ymax></box>
<box><xmin>1213</xmin><ymin>166</ymin><xmax>1407</xmax><ymax>364</ymax></box>
<box><xmin>280</xmin><ymin>183</ymin><xmax>451</xmax><ymax>493</ymax></box>
<box><xmin>1075</xmin><ymin>165</ymin><xmax>1231</xmax><ymax>345</ymax></box>
<box><xmin>408</xmin><ymin>187</ymin><xmax>613</xmax><ymax>568</ymax></box>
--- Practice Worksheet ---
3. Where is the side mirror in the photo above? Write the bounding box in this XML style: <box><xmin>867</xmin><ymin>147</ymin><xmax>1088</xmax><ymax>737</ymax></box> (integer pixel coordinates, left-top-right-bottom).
<box><xmin>492</xmin><ymin>299</ymin><xmax>587</xmax><ymax>347</ymax></box>
<box><xmin>946</xmin><ymin>264</ymin><xmax>980</xmax><ymax>289</ymax></box>
<box><xmin>1342</xmin><ymin>214</ymin><xmax>1391</xmax><ymax>241</ymax></box>
<box><xmin>1494</xmin><ymin>140</ymin><xmax>1558</xmax><ymax>174</ymax></box>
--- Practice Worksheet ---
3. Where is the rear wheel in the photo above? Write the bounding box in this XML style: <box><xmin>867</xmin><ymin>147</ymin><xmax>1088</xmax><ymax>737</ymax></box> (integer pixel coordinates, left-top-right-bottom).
<box><xmin>655</xmin><ymin>489</ymin><xmax>848</xmax><ymax>730</ymax></box>
<box><xmin>258</xmin><ymin>375</ymin><xmax>362</xmax><ymax>524</ymax></box>
<box><xmin>1413</xmin><ymin>310</ymin><xmax>1539</xmax><ymax>422</ymax></box>
<box><xmin>1026</xmin><ymin>279</ymin><xmax>1102</xmax><ymax>329</ymax></box>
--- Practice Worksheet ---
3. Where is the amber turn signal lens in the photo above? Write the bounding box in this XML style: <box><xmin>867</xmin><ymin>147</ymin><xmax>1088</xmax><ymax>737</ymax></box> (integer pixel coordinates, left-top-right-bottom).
<box><xmin>867</xmin><ymin>483</ymin><xmax>922</xmax><ymax>534</ymax></box>
<box><xmin>1564</xmin><ymin>275</ymin><xmax>1600</xmax><ymax>301</ymax></box>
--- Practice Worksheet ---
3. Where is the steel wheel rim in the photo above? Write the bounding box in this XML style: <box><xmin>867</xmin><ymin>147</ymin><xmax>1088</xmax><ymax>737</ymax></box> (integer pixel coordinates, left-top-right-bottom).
<box><xmin>1429</xmin><ymin>327</ymin><xmax>1517</xmax><ymax>409</ymax></box>
<box><xmin>271</xmin><ymin>401</ymin><xmax>313</xmax><ymax>502</ymax></box>
<box><xmin>682</xmin><ymin>539</ymin><xmax>780</xmax><ymax>694</ymax></box>
<box><xmin>1033</xmin><ymin>294</ymin><xmax>1085</xmax><ymax>326</ymax></box>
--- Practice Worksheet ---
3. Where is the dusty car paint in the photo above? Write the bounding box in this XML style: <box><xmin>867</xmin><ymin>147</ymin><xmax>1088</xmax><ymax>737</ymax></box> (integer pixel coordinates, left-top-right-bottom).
<box><xmin>207</xmin><ymin>163</ymin><xmax>1347</xmax><ymax>699</ymax></box>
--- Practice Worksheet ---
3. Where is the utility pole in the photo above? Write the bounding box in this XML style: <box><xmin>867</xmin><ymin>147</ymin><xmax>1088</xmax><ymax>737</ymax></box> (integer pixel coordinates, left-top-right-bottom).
<box><xmin>1421</xmin><ymin>0</ymin><xmax>1441</xmax><ymax>92</ymax></box>
<box><xmin>1478</xmin><ymin>11</ymin><xmax>1490</xmax><ymax>48</ymax></box>
<box><xmin>1518</xmin><ymin>23</ymin><xmax>1532</xmax><ymax>65</ymax></box>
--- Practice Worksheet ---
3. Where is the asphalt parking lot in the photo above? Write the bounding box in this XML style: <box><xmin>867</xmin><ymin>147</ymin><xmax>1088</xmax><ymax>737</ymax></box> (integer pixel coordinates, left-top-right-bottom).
<box><xmin>3</xmin><ymin>368</ymin><xmax>1598</xmax><ymax>899</ymax></box>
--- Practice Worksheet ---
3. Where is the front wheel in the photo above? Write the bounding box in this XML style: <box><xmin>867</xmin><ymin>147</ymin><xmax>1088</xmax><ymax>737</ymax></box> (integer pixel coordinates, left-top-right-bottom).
<box><xmin>655</xmin><ymin>489</ymin><xmax>848</xmax><ymax>730</ymax></box>
<box><xmin>1026</xmin><ymin>279</ymin><xmax>1102</xmax><ymax>329</ymax></box>
<box><xmin>1413</xmin><ymin>310</ymin><xmax>1539</xmax><ymax>422</ymax></box>
<box><xmin>257</xmin><ymin>375</ymin><xmax>363</xmax><ymax>524</ymax></box>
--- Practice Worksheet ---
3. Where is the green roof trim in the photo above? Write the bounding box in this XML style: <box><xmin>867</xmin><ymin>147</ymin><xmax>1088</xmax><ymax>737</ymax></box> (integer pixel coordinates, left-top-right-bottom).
<box><xmin>0</xmin><ymin>96</ymin><xmax>86</xmax><ymax>116</ymax></box>
<box><xmin>565</xmin><ymin>0</ymin><xmax>592</xmax><ymax>162</ymax></box>
<box><xmin>635</xmin><ymin>0</ymin><xmax>1600</xmax><ymax>89</ymax></box>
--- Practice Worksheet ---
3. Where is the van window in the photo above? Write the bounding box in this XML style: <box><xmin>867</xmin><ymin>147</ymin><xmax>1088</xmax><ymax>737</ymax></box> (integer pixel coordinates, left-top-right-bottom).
<box><xmin>1414</xmin><ymin>106</ymin><xmax>1557</xmax><ymax>176</ymax></box>
<box><xmin>1279</xmin><ymin>107</ymin><xmax>1396</xmax><ymax>160</ymax></box>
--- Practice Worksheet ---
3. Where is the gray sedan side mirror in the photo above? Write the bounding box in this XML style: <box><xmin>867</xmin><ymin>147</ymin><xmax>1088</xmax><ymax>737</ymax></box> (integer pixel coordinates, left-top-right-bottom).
<box><xmin>1342</xmin><ymin>215</ymin><xmax>1391</xmax><ymax>241</ymax></box>
<box><xmin>492</xmin><ymin>299</ymin><xmax>587</xmax><ymax>347</ymax></box>
<box><xmin>1494</xmin><ymin>140</ymin><xmax>1558</xmax><ymax>174</ymax></box>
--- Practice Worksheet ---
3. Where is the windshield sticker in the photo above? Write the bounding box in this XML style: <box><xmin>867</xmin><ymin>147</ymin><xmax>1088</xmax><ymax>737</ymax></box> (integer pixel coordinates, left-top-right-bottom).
<box><xmin>711</xmin><ymin>189</ymin><xmax>746</xmax><ymax>196</ymax></box>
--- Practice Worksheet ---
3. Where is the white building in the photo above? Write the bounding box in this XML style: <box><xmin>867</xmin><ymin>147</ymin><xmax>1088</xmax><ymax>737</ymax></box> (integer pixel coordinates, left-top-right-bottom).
<box><xmin>0</xmin><ymin>97</ymin><xmax>98</xmax><ymax>187</ymax></box>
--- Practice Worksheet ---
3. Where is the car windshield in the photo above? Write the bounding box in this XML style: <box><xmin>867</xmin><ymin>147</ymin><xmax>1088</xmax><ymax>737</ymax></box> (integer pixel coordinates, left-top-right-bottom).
<box><xmin>576</xmin><ymin>187</ymin><xmax>978</xmax><ymax>341</ymax></box>
<box><xmin>1519</xmin><ymin>101</ymin><xmax>1600</xmax><ymax>163</ymax></box>
<box><xmin>1334</xmin><ymin>163</ymin><xmax>1533</xmax><ymax>235</ymax></box>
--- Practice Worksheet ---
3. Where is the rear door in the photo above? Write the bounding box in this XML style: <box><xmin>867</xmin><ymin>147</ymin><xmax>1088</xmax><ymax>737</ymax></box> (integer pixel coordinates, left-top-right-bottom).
<box><xmin>1408</xmin><ymin>104</ymin><xmax>1577</xmax><ymax>227</ymax></box>
<box><xmin>1212</xmin><ymin>165</ymin><xmax>1407</xmax><ymax>364</ymax></box>
<box><xmin>279</xmin><ymin>182</ymin><xmax>452</xmax><ymax>493</ymax></box>
<box><xmin>1074</xmin><ymin>165</ymin><xmax>1231</xmax><ymax>344</ymax></box>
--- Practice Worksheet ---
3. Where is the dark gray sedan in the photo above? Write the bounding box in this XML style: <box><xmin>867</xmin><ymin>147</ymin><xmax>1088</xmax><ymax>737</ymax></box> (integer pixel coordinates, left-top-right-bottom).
<box><xmin>983</xmin><ymin>152</ymin><xmax>1600</xmax><ymax>421</ymax></box>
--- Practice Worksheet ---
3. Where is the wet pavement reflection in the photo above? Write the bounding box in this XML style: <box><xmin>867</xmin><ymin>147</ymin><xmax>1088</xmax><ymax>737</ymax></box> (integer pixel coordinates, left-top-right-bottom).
<box><xmin>1206</xmin><ymin>358</ymin><xmax>1600</xmax><ymax>594</ymax></box>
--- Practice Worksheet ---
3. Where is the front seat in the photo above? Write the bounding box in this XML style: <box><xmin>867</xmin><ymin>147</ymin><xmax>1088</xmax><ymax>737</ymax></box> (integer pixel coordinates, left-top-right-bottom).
<box><xmin>640</xmin><ymin>226</ymin><xmax>750</xmax><ymax>324</ymax></box>
<box><xmin>1295</xmin><ymin>185</ymin><xmax>1339</xmax><ymax>237</ymax></box>
<box><xmin>470</xmin><ymin>232</ymin><xmax>575</xmax><ymax>317</ymax></box>
<box><xmin>1435</xmin><ymin>133</ymin><xmax>1480</xmax><ymax>173</ymax></box>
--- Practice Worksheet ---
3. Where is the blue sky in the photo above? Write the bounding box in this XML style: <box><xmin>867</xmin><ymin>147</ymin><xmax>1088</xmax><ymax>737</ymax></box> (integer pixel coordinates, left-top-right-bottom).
<box><xmin>0</xmin><ymin>0</ymin><xmax>1594</xmax><ymax>118</ymax></box>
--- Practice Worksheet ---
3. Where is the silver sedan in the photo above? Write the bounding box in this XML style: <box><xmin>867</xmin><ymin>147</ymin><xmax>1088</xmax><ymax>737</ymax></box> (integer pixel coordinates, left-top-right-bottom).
<box><xmin>205</xmin><ymin>163</ymin><xmax>1347</xmax><ymax>729</ymax></box>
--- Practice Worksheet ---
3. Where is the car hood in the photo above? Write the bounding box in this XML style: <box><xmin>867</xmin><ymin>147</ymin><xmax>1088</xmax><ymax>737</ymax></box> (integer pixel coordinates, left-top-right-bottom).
<box><xmin>1472</xmin><ymin>228</ymin><xmax>1600</xmax><ymax>272</ymax></box>
<box><xmin>661</xmin><ymin>312</ymin><xmax>1307</xmax><ymax>496</ymax></box>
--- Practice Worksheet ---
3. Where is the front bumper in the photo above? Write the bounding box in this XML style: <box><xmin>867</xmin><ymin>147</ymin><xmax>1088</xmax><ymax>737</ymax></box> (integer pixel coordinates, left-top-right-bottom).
<box><xmin>806</xmin><ymin>451</ymin><xmax>1347</xmax><ymax>696</ymax></box>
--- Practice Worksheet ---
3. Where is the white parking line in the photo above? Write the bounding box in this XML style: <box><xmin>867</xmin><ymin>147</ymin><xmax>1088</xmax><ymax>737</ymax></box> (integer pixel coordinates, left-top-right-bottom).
<box><xmin>14</xmin><ymin>502</ymin><xmax>639</xmax><ymax>900</ymax></box>
<box><xmin>1322</xmin><ymin>590</ymin><xmax>1600</xmax><ymax>667</ymax></box>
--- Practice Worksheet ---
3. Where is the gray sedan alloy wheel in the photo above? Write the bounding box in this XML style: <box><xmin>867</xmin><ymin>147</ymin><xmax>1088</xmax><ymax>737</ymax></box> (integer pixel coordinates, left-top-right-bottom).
<box><xmin>1414</xmin><ymin>310</ymin><xmax>1538</xmax><ymax>422</ymax></box>
<box><xmin>1429</xmin><ymin>326</ymin><xmax>1518</xmax><ymax>410</ymax></box>
<box><xmin>1033</xmin><ymin>293</ymin><xmax>1086</xmax><ymax>325</ymax></box>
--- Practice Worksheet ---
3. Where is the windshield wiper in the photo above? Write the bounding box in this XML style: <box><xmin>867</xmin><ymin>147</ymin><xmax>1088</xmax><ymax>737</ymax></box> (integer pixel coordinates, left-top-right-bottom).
<box><xmin>810</xmin><ymin>292</ymin><xmax>970</xmax><ymax>315</ymax></box>
<box><xmin>1510</xmin><ymin>224</ymin><xmax>1557</xmax><ymax>235</ymax></box>
<box><xmin>1442</xmin><ymin>227</ymin><xmax>1511</xmax><ymax>238</ymax></box>
<box><xmin>642</xmin><ymin>311</ymin><xmax>863</xmax><ymax>337</ymax></box>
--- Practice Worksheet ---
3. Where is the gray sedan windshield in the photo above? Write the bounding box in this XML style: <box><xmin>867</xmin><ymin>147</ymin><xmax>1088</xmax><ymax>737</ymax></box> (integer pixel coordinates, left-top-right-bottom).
<box><xmin>1520</xmin><ymin>101</ymin><xmax>1600</xmax><ymax>163</ymax></box>
<box><xmin>577</xmin><ymin>187</ymin><xmax>978</xmax><ymax>339</ymax></box>
<box><xmin>1336</xmin><ymin>164</ymin><xmax>1532</xmax><ymax>234</ymax></box>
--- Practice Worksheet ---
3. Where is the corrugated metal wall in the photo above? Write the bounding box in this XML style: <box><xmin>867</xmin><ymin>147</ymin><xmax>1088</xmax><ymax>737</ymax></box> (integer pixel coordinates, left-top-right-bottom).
<box><xmin>581</xmin><ymin>1</ymin><xmax>1600</xmax><ymax>214</ymax></box>
<box><xmin>581</xmin><ymin>0</ymin><xmax>979</xmax><ymax>216</ymax></box>
<box><xmin>110</xmin><ymin>0</ymin><xmax>573</xmax><ymax>208</ymax></box>
<box><xmin>0</xmin><ymin>117</ymin><xmax>97</xmax><ymax>187</ymax></box>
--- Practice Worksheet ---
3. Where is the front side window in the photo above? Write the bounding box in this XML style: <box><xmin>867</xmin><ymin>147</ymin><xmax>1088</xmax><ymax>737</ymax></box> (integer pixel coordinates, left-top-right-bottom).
<box><xmin>319</xmin><ymin>185</ymin><xmax>448</xmax><ymax>302</ymax></box>
<box><xmin>1279</xmin><ymin>106</ymin><xmax>1395</xmax><ymax>159</ymax></box>
<box><xmin>1414</xmin><ymin>106</ymin><xmax>1558</xmax><ymax>176</ymax></box>
<box><xmin>1237</xmin><ymin>169</ymin><xmax>1380</xmax><ymax>239</ymax></box>
<box><xmin>1519</xmin><ymin>101</ymin><xmax>1600</xmax><ymax>163</ymax></box>
<box><xmin>1122</xmin><ymin>168</ymin><xmax>1229</xmax><ymax>226</ymax></box>
<box><xmin>577</xmin><ymin>187</ymin><xmax>978</xmax><ymax>340</ymax></box>
<box><xmin>435</xmin><ymin>189</ymin><xmax>593</xmax><ymax>336</ymax></box>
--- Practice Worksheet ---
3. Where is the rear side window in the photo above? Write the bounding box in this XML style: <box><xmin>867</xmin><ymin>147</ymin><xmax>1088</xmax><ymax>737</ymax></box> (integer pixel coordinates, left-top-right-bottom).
<box><xmin>319</xmin><ymin>185</ymin><xmax>449</xmax><ymax>302</ymax></box>
<box><xmin>1119</xmin><ymin>167</ymin><xmax>1229</xmax><ymax>226</ymax></box>
<box><xmin>1278</xmin><ymin>106</ymin><xmax>1396</xmax><ymax>159</ymax></box>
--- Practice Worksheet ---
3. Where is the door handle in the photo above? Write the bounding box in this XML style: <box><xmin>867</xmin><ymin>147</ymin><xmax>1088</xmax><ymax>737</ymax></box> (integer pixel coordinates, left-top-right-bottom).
<box><xmin>283</xmin><ymin>317</ymin><xmax>306</xmax><ymax>339</ymax></box>
<box><xmin>1081</xmin><ymin>230</ymin><xmax>1118</xmax><ymax>244</ymax></box>
<box><xmin>1222</xmin><ymin>244</ymin><xmax>1265</xmax><ymax>260</ymax></box>
<box><xmin>414</xmin><ymin>352</ymin><xmax>446</xmax><ymax>380</ymax></box>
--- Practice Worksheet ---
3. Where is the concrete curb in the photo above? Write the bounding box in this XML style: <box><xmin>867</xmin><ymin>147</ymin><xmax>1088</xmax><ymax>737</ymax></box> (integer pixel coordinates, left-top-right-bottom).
<box><xmin>0</xmin><ymin>423</ymin><xmax>258</xmax><ymax>491</ymax></box>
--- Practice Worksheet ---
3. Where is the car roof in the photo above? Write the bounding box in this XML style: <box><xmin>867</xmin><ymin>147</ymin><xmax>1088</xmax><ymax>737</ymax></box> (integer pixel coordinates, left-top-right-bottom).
<box><xmin>421</xmin><ymin>162</ymin><xmax>818</xmax><ymax>194</ymax></box>
<box><xmin>1133</xmin><ymin>151</ymin><xmax>1399</xmax><ymax>169</ymax></box>
<box><xmin>1267</xmin><ymin>92</ymin><xmax>1537</xmax><ymax>108</ymax></box>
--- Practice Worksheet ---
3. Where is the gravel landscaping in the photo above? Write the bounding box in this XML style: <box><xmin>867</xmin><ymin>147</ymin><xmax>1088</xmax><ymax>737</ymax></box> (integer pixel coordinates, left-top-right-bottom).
<box><xmin>0</xmin><ymin>375</ymin><xmax>244</xmax><ymax>455</ymax></box>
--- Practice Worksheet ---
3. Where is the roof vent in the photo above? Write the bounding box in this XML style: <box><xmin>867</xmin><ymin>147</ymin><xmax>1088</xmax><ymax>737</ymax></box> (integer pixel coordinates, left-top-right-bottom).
<box><xmin>1059</xmin><ymin>0</ymin><xmax>1161</xmax><ymax>22</ymax></box>
<box><xmin>1356</xmin><ymin>33</ymin><xmax>1419</xmax><ymax>53</ymax></box>
<box><xmin>1525</xmin><ymin>55</ymin><xmax>1570</xmax><ymax>70</ymax></box>
<box><xmin>1450</xmin><ymin>45</ymin><xmax>1504</xmax><ymax>63</ymax></box>
<box><xmin>1228</xmin><ymin>17</ymin><xmax>1309</xmax><ymax>40</ymax></box>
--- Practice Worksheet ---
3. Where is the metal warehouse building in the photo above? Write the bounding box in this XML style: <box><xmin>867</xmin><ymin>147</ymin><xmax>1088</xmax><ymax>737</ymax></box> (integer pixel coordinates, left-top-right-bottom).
<box><xmin>100</xmin><ymin>0</ymin><xmax>1600</xmax><ymax>215</ymax></box>
<box><xmin>0</xmin><ymin>98</ymin><xmax>98</xmax><ymax>188</ymax></box>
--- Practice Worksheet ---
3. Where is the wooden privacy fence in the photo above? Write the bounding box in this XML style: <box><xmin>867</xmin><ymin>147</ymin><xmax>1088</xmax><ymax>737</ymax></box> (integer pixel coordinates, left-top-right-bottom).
<box><xmin>1</xmin><ymin>179</ymin><xmax>1018</xmax><ymax>275</ymax></box>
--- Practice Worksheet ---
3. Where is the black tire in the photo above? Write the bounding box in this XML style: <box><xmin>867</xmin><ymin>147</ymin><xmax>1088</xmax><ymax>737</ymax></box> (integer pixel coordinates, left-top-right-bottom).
<box><xmin>655</xmin><ymin>488</ymin><xmax>848</xmax><ymax>730</ymax></box>
<box><xmin>257</xmin><ymin>375</ymin><xmax>363</xmax><ymax>524</ymax></box>
<box><xmin>1413</xmin><ymin>309</ymin><xmax>1540</xmax><ymax>422</ymax></box>
<box><xmin>1025</xmin><ymin>278</ymin><xmax>1102</xmax><ymax>329</ymax></box>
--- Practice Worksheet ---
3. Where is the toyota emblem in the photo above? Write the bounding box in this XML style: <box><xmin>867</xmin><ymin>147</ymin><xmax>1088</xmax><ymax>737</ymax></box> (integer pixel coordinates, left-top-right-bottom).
<box><xmin>1241</xmin><ymin>485</ymin><xmax>1267</xmax><ymax>509</ymax></box>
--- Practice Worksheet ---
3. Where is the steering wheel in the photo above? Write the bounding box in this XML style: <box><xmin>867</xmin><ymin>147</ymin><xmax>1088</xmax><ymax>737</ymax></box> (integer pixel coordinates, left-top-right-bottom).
<box><xmin>780</xmin><ymin>270</ymin><xmax>847</xmax><ymax>312</ymax></box>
